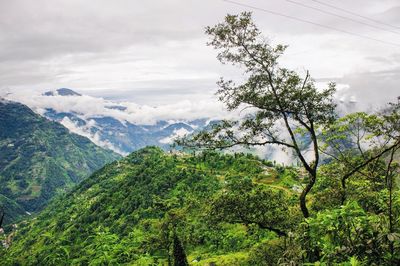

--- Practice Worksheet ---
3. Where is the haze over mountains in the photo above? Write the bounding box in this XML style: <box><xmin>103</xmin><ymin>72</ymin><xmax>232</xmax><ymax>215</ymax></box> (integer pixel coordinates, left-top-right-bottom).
<box><xmin>3</xmin><ymin>86</ymin><xmax>365</xmax><ymax>154</ymax></box>
<box><xmin>3</xmin><ymin>88</ymin><xmax>221</xmax><ymax>155</ymax></box>
<box><xmin>1</xmin><ymin>87</ymin><xmax>367</xmax><ymax>165</ymax></box>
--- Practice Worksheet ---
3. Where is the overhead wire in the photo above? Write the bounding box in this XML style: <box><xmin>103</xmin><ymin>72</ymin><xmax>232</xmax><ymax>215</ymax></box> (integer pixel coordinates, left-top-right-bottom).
<box><xmin>222</xmin><ymin>0</ymin><xmax>400</xmax><ymax>48</ymax></box>
<box><xmin>309</xmin><ymin>0</ymin><xmax>400</xmax><ymax>30</ymax></box>
<box><xmin>285</xmin><ymin>0</ymin><xmax>400</xmax><ymax>36</ymax></box>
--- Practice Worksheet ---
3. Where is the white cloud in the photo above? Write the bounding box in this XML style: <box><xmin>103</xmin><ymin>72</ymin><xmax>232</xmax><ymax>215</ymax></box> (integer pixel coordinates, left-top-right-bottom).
<box><xmin>60</xmin><ymin>116</ymin><xmax>127</xmax><ymax>155</ymax></box>
<box><xmin>3</xmin><ymin>89</ymin><xmax>231</xmax><ymax>125</ymax></box>
<box><xmin>159</xmin><ymin>127</ymin><xmax>192</xmax><ymax>144</ymax></box>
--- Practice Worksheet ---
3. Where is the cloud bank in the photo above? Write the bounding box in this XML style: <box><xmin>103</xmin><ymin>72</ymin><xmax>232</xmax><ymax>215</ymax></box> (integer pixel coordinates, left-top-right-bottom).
<box><xmin>3</xmin><ymin>89</ymin><xmax>230</xmax><ymax>125</ymax></box>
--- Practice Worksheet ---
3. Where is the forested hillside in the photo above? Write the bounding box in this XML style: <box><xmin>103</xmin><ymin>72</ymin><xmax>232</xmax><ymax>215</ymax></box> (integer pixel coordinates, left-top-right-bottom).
<box><xmin>1</xmin><ymin>147</ymin><xmax>302</xmax><ymax>265</ymax></box>
<box><xmin>1</xmin><ymin>144</ymin><xmax>399</xmax><ymax>265</ymax></box>
<box><xmin>0</xmin><ymin>100</ymin><xmax>120</xmax><ymax>225</ymax></box>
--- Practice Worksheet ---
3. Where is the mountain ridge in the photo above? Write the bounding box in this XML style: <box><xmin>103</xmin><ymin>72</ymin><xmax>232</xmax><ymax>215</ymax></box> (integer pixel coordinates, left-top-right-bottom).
<box><xmin>0</xmin><ymin>100</ymin><xmax>119</xmax><ymax>224</ymax></box>
<box><xmin>3</xmin><ymin>88</ymin><xmax>215</xmax><ymax>155</ymax></box>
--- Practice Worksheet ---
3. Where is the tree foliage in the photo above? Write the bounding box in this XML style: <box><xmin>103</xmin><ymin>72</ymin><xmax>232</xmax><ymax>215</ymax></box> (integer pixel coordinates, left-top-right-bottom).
<box><xmin>208</xmin><ymin>176</ymin><xmax>297</xmax><ymax>237</ymax></box>
<box><xmin>178</xmin><ymin>12</ymin><xmax>336</xmax><ymax>218</ymax></box>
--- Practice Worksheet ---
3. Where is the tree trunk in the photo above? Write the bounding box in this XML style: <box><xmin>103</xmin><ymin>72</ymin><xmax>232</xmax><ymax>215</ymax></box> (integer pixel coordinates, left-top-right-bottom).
<box><xmin>340</xmin><ymin>176</ymin><xmax>347</xmax><ymax>205</ymax></box>
<box><xmin>300</xmin><ymin>172</ymin><xmax>316</xmax><ymax>218</ymax></box>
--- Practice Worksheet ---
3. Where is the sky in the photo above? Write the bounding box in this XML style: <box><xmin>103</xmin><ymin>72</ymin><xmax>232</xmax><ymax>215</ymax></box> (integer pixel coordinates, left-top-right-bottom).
<box><xmin>1</xmin><ymin>0</ymin><xmax>399</xmax><ymax>111</ymax></box>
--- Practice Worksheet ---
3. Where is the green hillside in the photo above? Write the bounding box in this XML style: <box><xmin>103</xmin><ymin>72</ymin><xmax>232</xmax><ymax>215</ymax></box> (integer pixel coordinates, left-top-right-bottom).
<box><xmin>0</xmin><ymin>100</ymin><xmax>120</xmax><ymax>223</ymax></box>
<box><xmin>1</xmin><ymin>147</ymin><xmax>301</xmax><ymax>265</ymax></box>
<box><xmin>1</xmin><ymin>145</ymin><xmax>400</xmax><ymax>265</ymax></box>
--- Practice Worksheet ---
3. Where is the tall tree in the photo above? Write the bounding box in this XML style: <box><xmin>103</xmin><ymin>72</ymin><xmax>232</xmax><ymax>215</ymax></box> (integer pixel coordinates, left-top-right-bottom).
<box><xmin>172</xmin><ymin>234</ymin><xmax>189</xmax><ymax>266</ymax></box>
<box><xmin>179</xmin><ymin>12</ymin><xmax>336</xmax><ymax>218</ymax></box>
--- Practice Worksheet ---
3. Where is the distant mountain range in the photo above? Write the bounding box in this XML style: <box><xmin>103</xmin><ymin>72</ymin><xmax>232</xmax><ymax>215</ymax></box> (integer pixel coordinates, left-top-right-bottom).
<box><xmin>17</xmin><ymin>88</ymin><xmax>213</xmax><ymax>155</ymax></box>
<box><xmin>1</xmin><ymin>88</ymin><xmax>303</xmax><ymax>163</ymax></box>
<box><xmin>0</xmin><ymin>99</ymin><xmax>119</xmax><ymax>225</ymax></box>
<box><xmin>5</xmin><ymin>87</ymin><xmax>335</xmax><ymax>163</ymax></box>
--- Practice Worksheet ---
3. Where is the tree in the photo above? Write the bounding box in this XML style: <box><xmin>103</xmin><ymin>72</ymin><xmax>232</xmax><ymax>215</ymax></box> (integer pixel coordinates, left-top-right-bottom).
<box><xmin>307</xmin><ymin>202</ymin><xmax>386</xmax><ymax>264</ymax></box>
<box><xmin>321</xmin><ymin>109</ymin><xmax>400</xmax><ymax>205</ymax></box>
<box><xmin>208</xmin><ymin>176</ymin><xmax>295</xmax><ymax>237</ymax></box>
<box><xmin>321</xmin><ymin>100</ymin><xmax>400</xmax><ymax>262</ymax></box>
<box><xmin>178</xmin><ymin>12</ymin><xmax>336</xmax><ymax>218</ymax></box>
<box><xmin>159</xmin><ymin>208</ymin><xmax>186</xmax><ymax>266</ymax></box>
<box><xmin>173</xmin><ymin>234</ymin><xmax>189</xmax><ymax>266</ymax></box>
<box><xmin>384</xmin><ymin>146</ymin><xmax>399</xmax><ymax>262</ymax></box>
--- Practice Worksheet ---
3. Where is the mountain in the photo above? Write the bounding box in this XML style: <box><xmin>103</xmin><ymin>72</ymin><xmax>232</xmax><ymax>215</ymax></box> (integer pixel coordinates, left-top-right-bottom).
<box><xmin>4</xmin><ymin>88</ymin><xmax>212</xmax><ymax>155</ymax></box>
<box><xmin>0</xmin><ymin>147</ymin><xmax>297</xmax><ymax>265</ymax></box>
<box><xmin>1</xmin><ymin>88</ymin><xmax>367</xmax><ymax>162</ymax></box>
<box><xmin>0</xmin><ymin>99</ymin><xmax>120</xmax><ymax>223</ymax></box>
<box><xmin>43</xmin><ymin>88</ymin><xmax>82</xmax><ymax>96</ymax></box>
<box><xmin>44</xmin><ymin>106</ymin><xmax>208</xmax><ymax>155</ymax></box>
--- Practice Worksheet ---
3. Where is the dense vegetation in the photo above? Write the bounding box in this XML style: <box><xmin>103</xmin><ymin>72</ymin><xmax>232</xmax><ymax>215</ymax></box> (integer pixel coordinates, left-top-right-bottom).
<box><xmin>0</xmin><ymin>100</ymin><xmax>119</xmax><ymax>224</ymax></box>
<box><xmin>179</xmin><ymin>12</ymin><xmax>400</xmax><ymax>265</ymax></box>
<box><xmin>1</xmin><ymin>147</ymin><xmax>299</xmax><ymax>265</ymax></box>
<box><xmin>0</xmin><ymin>12</ymin><xmax>399</xmax><ymax>266</ymax></box>
<box><xmin>1</xmin><ymin>142</ymin><xmax>398</xmax><ymax>265</ymax></box>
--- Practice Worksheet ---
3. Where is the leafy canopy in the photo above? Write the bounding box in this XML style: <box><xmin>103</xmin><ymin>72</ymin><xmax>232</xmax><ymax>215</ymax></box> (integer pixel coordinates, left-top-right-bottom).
<box><xmin>179</xmin><ymin>12</ymin><xmax>337</xmax><ymax>218</ymax></box>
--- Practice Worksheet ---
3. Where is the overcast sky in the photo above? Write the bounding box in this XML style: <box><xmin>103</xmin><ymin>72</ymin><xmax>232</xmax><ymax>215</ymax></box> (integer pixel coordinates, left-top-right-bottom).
<box><xmin>0</xmin><ymin>0</ymin><xmax>399</xmax><ymax>109</ymax></box>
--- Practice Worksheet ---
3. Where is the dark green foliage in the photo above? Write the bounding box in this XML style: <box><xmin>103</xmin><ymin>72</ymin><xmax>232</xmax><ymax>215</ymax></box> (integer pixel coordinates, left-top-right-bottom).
<box><xmin>247</xmin><ymin>239</ymin><xmax>285</xmax><ymax>266</ymax></box>
<box><xmin>173</xmin><ymin>12</ymin><xmax>400</xmax><ymax>264</ymax></box>
<box><xmin>209</xmin><ymin>176</ymin><xmax>297</xmax><ymax>237</ymax></box>
<box><xmin>0</xmin><ymin>100</ymin><xmax>119</xmax><ymax>223</ymax></box>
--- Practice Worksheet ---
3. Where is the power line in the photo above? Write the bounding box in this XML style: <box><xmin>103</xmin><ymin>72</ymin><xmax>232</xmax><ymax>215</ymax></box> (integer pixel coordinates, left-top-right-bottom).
<box><xmin>285</xmin><ymin>0</ymin><xmax>400</xmax><ymax>36</ymax></box>
<box><xmin>309</xmin><ymin>0</ymin><xmax>400</xmax><ymax>30</ymax></box>
<box><xmin>222</xmin><ymin>0</ymin><xmax>400</xmax><ymax>48</ymax></box>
